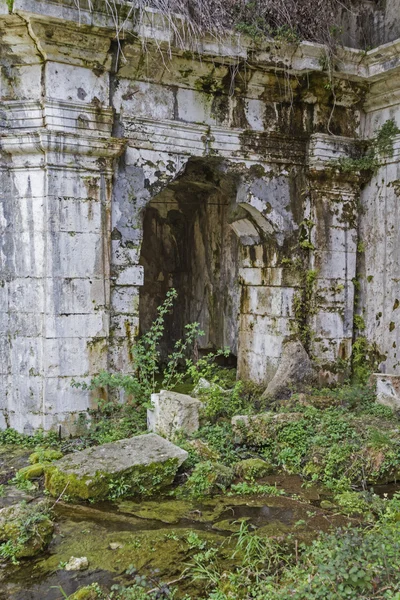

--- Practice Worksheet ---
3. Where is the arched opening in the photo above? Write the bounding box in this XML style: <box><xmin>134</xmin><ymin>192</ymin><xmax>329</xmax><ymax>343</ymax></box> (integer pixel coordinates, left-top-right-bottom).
<box><xmin>139</xmin><ymin>158</ymin><xmax>242</xmax><ymax>365</ymax></box>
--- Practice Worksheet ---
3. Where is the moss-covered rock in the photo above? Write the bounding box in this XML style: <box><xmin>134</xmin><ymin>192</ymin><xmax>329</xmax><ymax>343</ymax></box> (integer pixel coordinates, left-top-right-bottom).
<box><xmin>17</xmin><ymin>464</ymin><xmax>45</xmax><ymax>480</ymax></box>
<box><xmin>0</xmin><ymin>500</ymin><xmax>54</xmax><ymax>560</ymax></box>
<box><xmin>68</xmin><ymin>585</ymin><xmax>101</xmax><ymax>600</ymax></box>
<box><xmin>234</xmin><ymin>458</ymin><xmax>273</xmax><ymax>480</ymax></box>
<box><xmin>45</xmin><ymin>434</ymin><xmax>188</xmax><ymax>502</ymax></box>
<box><xmin>29</xmin><ymin>449</ymin><xmax>63</xmax><ymax>464</ymax></box>
<box><xmin>185</xmin><ymin>461</ymin><xmax>234</xmax><ymax>498</ymax></box>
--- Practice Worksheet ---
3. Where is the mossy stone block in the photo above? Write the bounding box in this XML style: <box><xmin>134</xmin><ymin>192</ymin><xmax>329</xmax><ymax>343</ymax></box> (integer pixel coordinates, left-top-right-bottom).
<box><xmin>45</xmin><ymin>434</ymin><xmax>188</xmax><ymax>502</ymax></box>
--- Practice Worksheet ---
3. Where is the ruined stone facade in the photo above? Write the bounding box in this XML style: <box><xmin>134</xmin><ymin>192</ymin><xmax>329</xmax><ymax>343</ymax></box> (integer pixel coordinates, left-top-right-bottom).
<box><xmin>1</xmin><ymin>0</ymin><xmax>400</xmax><ymax>432</ymax></box>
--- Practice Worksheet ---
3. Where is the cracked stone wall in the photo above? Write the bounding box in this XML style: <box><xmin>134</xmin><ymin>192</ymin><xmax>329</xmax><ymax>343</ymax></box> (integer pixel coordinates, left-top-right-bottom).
<box><xmin>0</xmin><ymin>0</ymin><xmax>400</xmax><ymax>431</ymax></box>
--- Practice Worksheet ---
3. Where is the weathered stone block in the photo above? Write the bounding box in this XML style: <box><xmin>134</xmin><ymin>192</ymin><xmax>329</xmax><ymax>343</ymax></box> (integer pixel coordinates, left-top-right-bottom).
<box><xmin>261</xmin><ymin>340</ymin><xmax>315</xmax><ymax>400</ymax></box>
<box><xmin>147</xmin><ymin>390</ymin><xmax>202</xmax><ymax>437</ymax></box>
<box><xmin>372</xmin><ymin>374</ymin><xmax>400</xmax><ymax>410</ymax></box>
<box><xmin>45</xmin><ymin>433</ymin><xmax>188</xmax><ymax>501</ymax></box>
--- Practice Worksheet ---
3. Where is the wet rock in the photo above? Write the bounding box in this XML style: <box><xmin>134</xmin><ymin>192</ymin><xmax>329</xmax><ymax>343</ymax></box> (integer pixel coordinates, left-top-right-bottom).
<box><xmin>0</xmin><ymin>500</ymin><xmax>54</xmax><ymax>559</ymax></box>
<box><xmin>147</xmin><ymin>390</ymin><xmax>202</xmax><ymax>437</ymax></box>
<box><xmin>235</xmin><ymin>458</ymin><xmax>274</xmax><ymax>480</ymax></box>
<box><xmin>372</xmin><ymin>373</ymin><xmax>400</xmax><ymax>410</ymax></box>
<box><xmin>261</xmin><ymin>340</ymin><xmax>315</xmax><ymax>401</ymax></box>
<box><xmin>0</xmin><ymin>485</ymin><xmax>34</xmax><ymax>509</ymax></box>
<box><xmin>64</xmin><ymin>556</ymin><xmax>89</xmax><ymax>571</ymax></box>
<box><xmin>45</xmin><ymin>434</ymin><xmax>188</xmax><ymax>502</ymax></box>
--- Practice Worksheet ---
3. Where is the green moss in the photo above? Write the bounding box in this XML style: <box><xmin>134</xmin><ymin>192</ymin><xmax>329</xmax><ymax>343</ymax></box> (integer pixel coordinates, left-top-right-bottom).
<box><xmin>29</xmin><ymin>449</ymin><xmax>63</xmax><ymax>464</ymax></box>
<box><xmin>45</xmin><ymin>458</ymin><xmax>179</xmax><ymax>502</ymax></box>
<box><xmin>0</xmin><ymin>501</ymin><xmax>54</xmax><ymax>562</ymax></box>
<box><xmin>68</xmin><ymin>585</ymin><xmax>101</xmax><ymax>600</ymax></box>
<box><xmin>17</xmin><ymin>463</ymin><xmax>45</xmax><ymax>480</ymax></box>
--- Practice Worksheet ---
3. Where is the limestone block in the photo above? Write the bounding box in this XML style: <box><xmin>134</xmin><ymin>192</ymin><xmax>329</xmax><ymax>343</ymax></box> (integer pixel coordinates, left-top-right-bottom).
<box><xmin>314</xmin><ymin>250</ymin><xmax>357</xmax><ymax>280</ymax></box>
<box><xmin>237</xmin><ymin>348</ymin><xmax>280</xmax><ymax>386</ymax></box>
<box><xmin>111</xmin><ymin>286</ymin><xmax>139</xmax><ymax>315</ymax></box>
<box><xmin>311</xmin><ymin>311</ymin><xmax>348</xmax><ymax>339</ymax></box>
<box><xmin>176</xmin><ymin>88</ymin><xmax>213</xmax><ymax>124</ymax></box>
<box><xmin>45</xmin><ymin>433</ymin><xmax>188</xmax><ymax>501</ymax></box>
<box><xmin>372</xmin><ymin>374</ymin><xmax>400</xmax><ymax>410</ymax></box>
<box><xmin>45</xmin><ymin>63</ymin><xmax>109</xmax><ymax>104</ymax></box>
<box><xmin>245</xmin><ymin>98</ymin><xmax>265</xmax><ymax>131</ymax></box>
<box><xmin>46</xmin><ymin>232</ymin><xmax>105</xmax><ymax>277</ymax></box>
<box><xmin>115</xmin><ymin>265</ymin><xmax>144</xmax><ymax>286</ymax></box>
<box><xmin>65</xmin><ymin>556</ymin><xmax>88</xmax><ymax>571</ymax></box>
<box><xmin>8</xmin><ymin>278</ymin><xmax>45</xmax><ymax>313</ymax></box>
<box><xmin>240</xmin><ymin>314</ymin><xmax>293</xmax><ymax>338</ymax></box>
<box><xmin>241</xmin><ymin>286</ymin><xmax>295</xmax><ymax>317</ymax></box>
<box><xmin>113</xmin><ymin>80</ymin><xmax>175</xmax><ymax>120</ymax></box>
<box><xmin>110</xmin><ymin>314</ymin><xmax>139</xmax><ymax>338</ymax></box>
<box><xmin>46</xmin><ymin>277</ymin><xmax>107</xmax><ymax>314</ymax></box>
<box><xmin>43</xmin><ymin>338</ymin><xmax>107</xmax><ymax>377</ymax></box>
<box><xmin>45</xmin><ymin>313</ymin><xmax>108</xmax><ymax>339</ymax></box>
<box><xmin>147</xmin><ymin>390</ymin><xmax>202</xmax><ymax>438</ymax></box>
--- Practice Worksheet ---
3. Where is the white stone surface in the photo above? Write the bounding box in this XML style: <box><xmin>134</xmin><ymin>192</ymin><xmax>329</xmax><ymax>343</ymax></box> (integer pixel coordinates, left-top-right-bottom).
<box><xmin>147</xmin><ymin>390</ymin><xmax>202</xmax><ymax>438</ymax></box>
<box><xmin>373</xmin><ymin>374</ymin><xmax>400</xmax><ymax>410</ymax></box>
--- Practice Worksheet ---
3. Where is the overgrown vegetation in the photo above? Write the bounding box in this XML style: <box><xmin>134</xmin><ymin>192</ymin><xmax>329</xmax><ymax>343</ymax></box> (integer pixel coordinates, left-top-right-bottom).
<box><xmin>83</xmin><ymin>0</ymin><xmax>355</xmax><ymax>50</ymax></box>
<box><xmin>336</xmin><ymin>119</ymin><xmax>400</xmax><ymax>175</ymax></box>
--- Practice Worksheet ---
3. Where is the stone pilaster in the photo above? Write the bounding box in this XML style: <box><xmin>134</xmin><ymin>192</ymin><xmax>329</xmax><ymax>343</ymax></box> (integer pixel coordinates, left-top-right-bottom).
<box><xmin>0</xmin><ymin>102</ymin><xmax>124</xmax><ymax>433</ymax></box>
<box><xmin>307</xmin><ymin>134</ymin><xmax>361</xmax><ymax>380</ymax></box>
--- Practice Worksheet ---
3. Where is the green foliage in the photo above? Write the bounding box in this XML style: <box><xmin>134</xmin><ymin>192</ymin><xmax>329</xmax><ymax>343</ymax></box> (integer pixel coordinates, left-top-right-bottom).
<box><xmin>351</xmin><ymin>336</ymin><xmax>384</xmax><ymax>384</ymax></box>
<box><xmin>293</xmin><ymin>268</ymin><xmax>318</xmax><ymax>350</ymax></box>
<box><xmin>353</xmin><ymin>314</ymin><xmax>365</xmax><ymax>332</ymax></box>
<box><xmin>193</xmin><ymin>422</ymin><xmax>238</xmax><ymax>466</ymax></box>
<box><xmin>336</xmin><ymin>119</ymin><xmax>400</xmax><ymax>175</ymax></box>
<box><xmin>0</xmin><ymin>427</ymin><xmax>59</xmax><ymax>448</ymax></box>
<box><xmin>228</xmin><ymin>482</ymin><xmax>284</xmax><ymax>496</ymax></box>
<box><xmin>81</xmin><ymin>289</ymin><xmax>203</xmax><ymax>407</ymax></box>
<box><xmin>235</xmin><ymin>386</ymin><xmax>400</xmax><ymax>491</ymax></box>
<box><xmin>200</xmin><ymin>381</ymin><xmax>254</xmax><ymax>422</ymax></box>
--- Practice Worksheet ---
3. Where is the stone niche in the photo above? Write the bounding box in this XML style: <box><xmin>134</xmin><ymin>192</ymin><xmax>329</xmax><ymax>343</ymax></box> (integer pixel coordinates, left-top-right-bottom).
<box><xmin>139</xmin><ymin>158</ymin><xmax>241</xmax><ymax>361</ymax></box>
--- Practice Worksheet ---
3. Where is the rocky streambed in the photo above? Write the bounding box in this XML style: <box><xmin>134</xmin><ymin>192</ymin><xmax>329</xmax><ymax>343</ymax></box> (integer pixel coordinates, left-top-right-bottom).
<box><xmin>0</xmin><ymin>468</ymin><xmax>354</xmax><ymax>599</ymax></box>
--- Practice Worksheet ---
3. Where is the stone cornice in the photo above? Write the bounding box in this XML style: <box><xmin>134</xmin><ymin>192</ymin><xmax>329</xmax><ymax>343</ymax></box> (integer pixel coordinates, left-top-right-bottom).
<box><xmin>123</xmin><ymin>116</ymin><xmax>307</xmax><ymax>165</ymax></box>
<box><xmin>0</xmin><ymin>129</ymin><xmax>126</xmax><ymax>169</ymax></box>
<box><xmin>0</xmin><ymin>100</ymin><xmax>114</xmax><ymax>136</ymax></box>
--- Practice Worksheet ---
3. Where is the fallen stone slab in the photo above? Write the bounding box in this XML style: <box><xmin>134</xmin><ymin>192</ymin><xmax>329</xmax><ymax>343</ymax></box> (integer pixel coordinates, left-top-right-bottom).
<box><xmin>371</xmin><ymin>373</ymin><xmax>400</xmax><ymax>410</ymax></box>
<box><xmin>45</xmin><ymin>433</ymin><xmax>188</xmax><ymax>502</ymax></box>
<box><xmin>147</xmin><ymin>389</ymin><xmax>202</xmax><ymax>437</ymax></box>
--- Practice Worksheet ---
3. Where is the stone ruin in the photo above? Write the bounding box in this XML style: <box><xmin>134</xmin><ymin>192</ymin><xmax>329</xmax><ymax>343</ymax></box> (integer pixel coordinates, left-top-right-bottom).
<box><xmin>1</xmin><ymin>0</ymin><xmax>400</xmax><ymax>432</ymax></box>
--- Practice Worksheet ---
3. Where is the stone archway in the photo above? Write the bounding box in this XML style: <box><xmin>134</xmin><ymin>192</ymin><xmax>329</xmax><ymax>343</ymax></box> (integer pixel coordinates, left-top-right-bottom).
<box><xmin>138</xmin><ymin>157</ymin><xmax>241</xmax><ymax>363</ymax></box>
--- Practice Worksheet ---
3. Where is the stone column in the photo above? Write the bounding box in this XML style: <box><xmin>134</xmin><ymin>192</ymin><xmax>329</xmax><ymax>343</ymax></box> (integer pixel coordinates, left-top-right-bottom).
<box><xmin>307</xmin><ymin>134</ymin><xmax>360</xmax><ymax>380</ymax></box>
